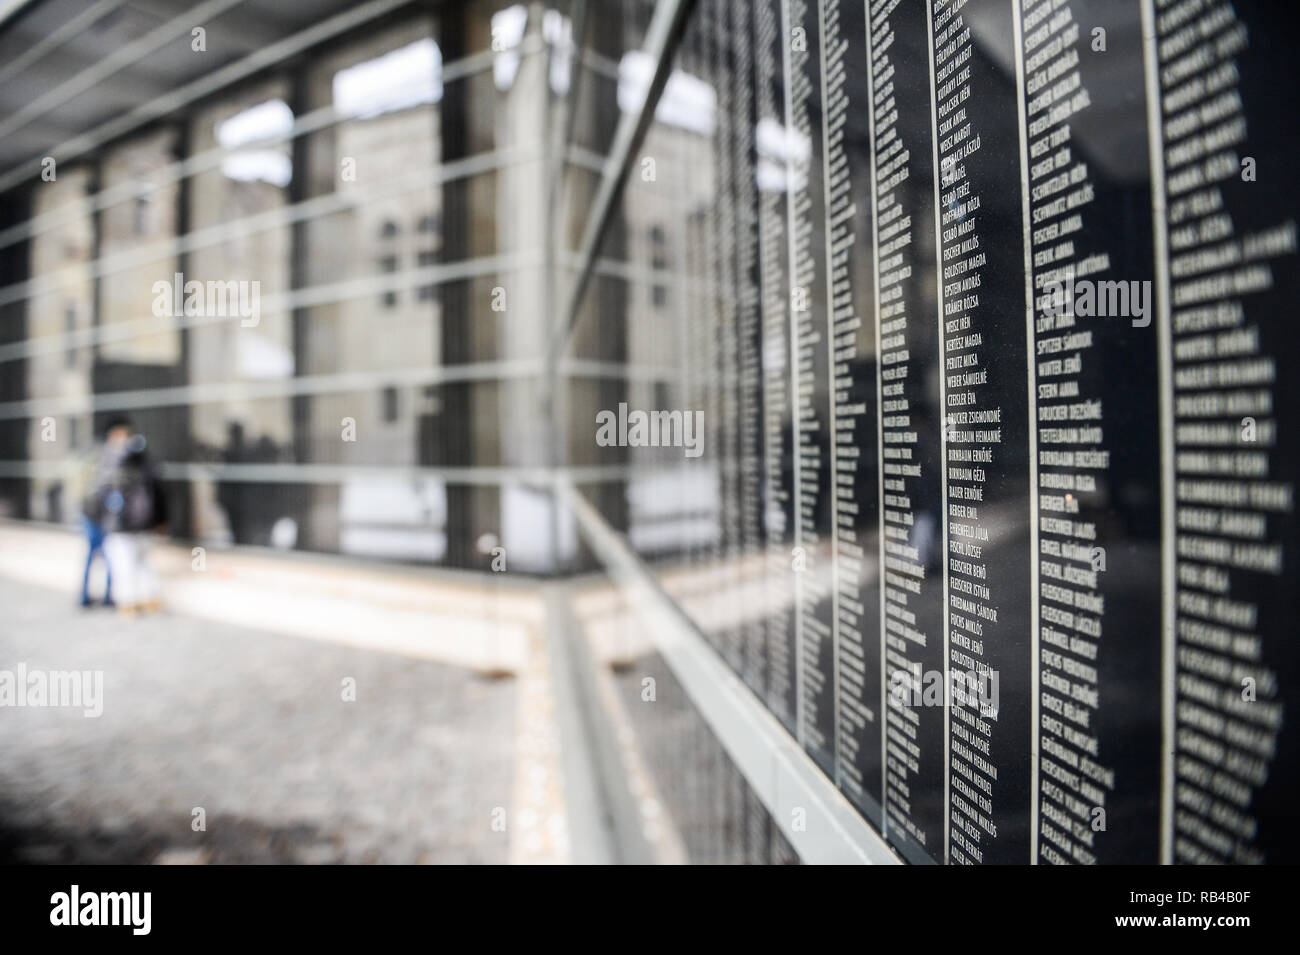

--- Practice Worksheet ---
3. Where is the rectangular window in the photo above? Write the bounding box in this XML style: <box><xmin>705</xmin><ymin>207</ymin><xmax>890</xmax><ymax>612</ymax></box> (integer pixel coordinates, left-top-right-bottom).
<box><xmin>64</xmin><ymin>306</ymin><xmax>77</xmax><ymax>369</ymax></box>
<box><xmin>381</xmin><ymin>255</ymin><xmax>399</xmax><ymax>307</ymax></box>
<box><xmin>418</xmin><ymin>250</ymin><xmax>437</xmax><ymax>300</ymax></box>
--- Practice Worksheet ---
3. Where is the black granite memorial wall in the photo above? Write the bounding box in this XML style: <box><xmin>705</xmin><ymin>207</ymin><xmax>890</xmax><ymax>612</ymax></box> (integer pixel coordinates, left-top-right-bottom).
<box><xmin>588</xmin><ymin>0</ymin><xmax>1297</xmax><ymax>864</ymax></box>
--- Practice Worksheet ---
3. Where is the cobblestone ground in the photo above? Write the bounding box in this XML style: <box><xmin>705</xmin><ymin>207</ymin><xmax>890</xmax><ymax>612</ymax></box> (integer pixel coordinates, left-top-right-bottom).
<box><xmin>0</xmin><ymin>576</ymin><xmax>518</xmax><ymax>864</ymax></box>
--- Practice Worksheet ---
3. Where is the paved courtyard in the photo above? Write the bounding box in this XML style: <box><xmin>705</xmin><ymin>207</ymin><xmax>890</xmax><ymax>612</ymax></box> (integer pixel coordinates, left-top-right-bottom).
<box><xmin>0</xmin><ymin>575</ymin><xmax>520</xmax><ymax>864</ymax></box>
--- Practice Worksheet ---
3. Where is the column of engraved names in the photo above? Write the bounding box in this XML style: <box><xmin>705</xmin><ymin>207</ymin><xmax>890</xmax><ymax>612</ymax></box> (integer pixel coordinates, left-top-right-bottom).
<box><xmin>787</xmin><ymin>0</ymin><xmax>836</xmax><ymax>772</ymax></box>
<box><xmin>685</xmin><ymin>21</ymin><xmax>719</xmax><ymax>648</ymax></box>
<box><xmin>821</xmin><ymin>0</ymin><xmax>883</xmax><ymax>825</ymax></box>
<box><xmin>932</xmin><ymin>0</ymin><xmax>1033</xmax><ymax>865</ymax></box>
<box><xmin>733</xmin><ymin>0</ymin><xmax>768</xmax><ymax>700</ymax></box>
<box><xmin>1153</xmin><ymin>0</ymin><xmax>1296</xmax><ymax>864</ymax></box>
<box><xmin>1023</xmin><ymin>0</ymin><xmax>1113</xmax><ymax>866</ymax></box>
<box><xmin>759</xmin><ymin>0</ymin><xmax>795</xmax><ymax>728</ymax></box>
<box><xmin>710</xmin><ymin>0</ymin><xmax>744</xmax><ymax>676</ymax></box>
<box><xmin>868</xmin><ymin>0</ymin><xmax>946</xmax><ymax>862</ymax></box>
<box><xmin>1018</xmin><ymin>0</ymin><xmax>1163</xmax><ymax>863</ymax></box>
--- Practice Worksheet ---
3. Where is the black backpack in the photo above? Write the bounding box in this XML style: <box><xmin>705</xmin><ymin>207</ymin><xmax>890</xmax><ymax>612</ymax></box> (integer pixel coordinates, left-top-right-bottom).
<box><xmin>118</xmin><ymin>459</ymin><xmax>157</xmax><ymax>531</ymax></box>
<box><xmin>88</xmin><ymin>445</ymin><xmax>163</xmax><ymax>532</ymax></box>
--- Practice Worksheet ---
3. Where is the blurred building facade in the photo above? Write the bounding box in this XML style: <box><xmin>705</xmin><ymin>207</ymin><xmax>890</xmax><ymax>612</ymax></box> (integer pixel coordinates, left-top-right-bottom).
<box><xmin>0</xmin><ymin>0</ymin><xmax>639</xmax><ymax>575</ymax></box>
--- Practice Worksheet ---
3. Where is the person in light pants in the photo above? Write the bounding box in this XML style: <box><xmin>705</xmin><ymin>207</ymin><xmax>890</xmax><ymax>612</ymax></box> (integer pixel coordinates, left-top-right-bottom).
<box><xmin>103</xmin><ymin>532</ymin><xmax>160</xmax><ymax>611</ymax></box>
<box><xmin>88</xmin><ymin>418</ymin><xmax>168</xmax><ymax>615</ymax></box>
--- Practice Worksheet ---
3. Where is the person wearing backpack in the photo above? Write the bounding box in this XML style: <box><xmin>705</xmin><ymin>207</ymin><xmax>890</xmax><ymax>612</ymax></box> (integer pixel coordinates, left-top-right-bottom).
<box><xmin>78</xmin><ymin>418</ymin><xmax>134</xmax><ymax>607</ymax></box>
<box><xmin>90</xmin><ymin>420</ymin><xmax>168</xmax><ymax>615</ymax></box>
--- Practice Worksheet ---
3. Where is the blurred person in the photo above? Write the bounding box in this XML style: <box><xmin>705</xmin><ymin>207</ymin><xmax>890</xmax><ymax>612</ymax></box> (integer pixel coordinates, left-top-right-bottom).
<box><xmin>76</xmin><ymin>417</ymin><xmax>134</xmax><ymax>607</ymax></box>
<box><xmin>87</xmin><ymin>419</ymin><xmax>169</xmax><ymax>615</ymax></box>
<box><xmin>77</xmin><ymin>500</ymin><xmax>112</xmax><ymax>608</ymax></box>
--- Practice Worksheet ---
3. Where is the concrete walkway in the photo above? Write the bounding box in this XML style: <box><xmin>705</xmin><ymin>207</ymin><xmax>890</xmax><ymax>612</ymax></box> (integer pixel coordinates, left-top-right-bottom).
<box><xmin>0</xmin><ymin>524</ymin><xmax>571</xmax><ymax>864</ymax></box>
